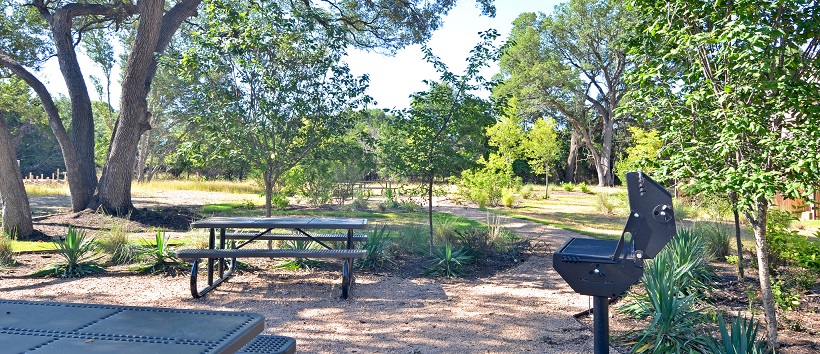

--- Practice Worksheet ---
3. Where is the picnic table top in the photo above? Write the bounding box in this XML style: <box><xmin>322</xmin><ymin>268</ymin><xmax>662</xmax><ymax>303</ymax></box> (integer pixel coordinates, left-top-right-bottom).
<box><xmin>190</xmin><ymin>216</ymin><xmax>368</xmax><ymax>229</ymax></box>
<box><xmin>0</xmin><ymin>299</ymin><xmax>264</xmax><ymax>354</ymax></box>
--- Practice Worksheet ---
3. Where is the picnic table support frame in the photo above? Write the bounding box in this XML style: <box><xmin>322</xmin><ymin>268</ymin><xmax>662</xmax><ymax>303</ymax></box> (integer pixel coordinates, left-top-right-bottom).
<box><xmin>181</xmin><ymin>217</ymin><xmax>368</xmax><ymax>299</ymax></box>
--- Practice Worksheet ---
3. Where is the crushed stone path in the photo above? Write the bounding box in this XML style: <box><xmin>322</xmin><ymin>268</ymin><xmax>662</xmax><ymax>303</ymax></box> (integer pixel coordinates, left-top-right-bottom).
<box><xmin>434</xmin><ymin>202</ymin><xmax>615</xmax><ymax>353</ymax></box>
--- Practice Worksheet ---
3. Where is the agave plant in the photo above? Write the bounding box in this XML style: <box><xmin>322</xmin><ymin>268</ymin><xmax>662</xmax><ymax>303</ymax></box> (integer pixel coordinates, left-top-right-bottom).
<box><xmin>425</xmin><ymin>243</ymin><xmax>471</xmax><ymax>277</ymax></box>
<box><xmin>34</xmin><ymin>226</ymin><xmax>105</xmax><ymax>278</ymax></box>
<box><xmin>707</xmin><ymin>314</ymin><xmax>766</xmax><ymax>354</ymax></box>
<box><xmin>134</xmin><ymin>229</ymin><xmax>182</xmax><ymax>274</ymax></box>
<box><xmin>356</xmin><ymin>225</ymin><xmax>396</xmax><ymax>270</ymax></box>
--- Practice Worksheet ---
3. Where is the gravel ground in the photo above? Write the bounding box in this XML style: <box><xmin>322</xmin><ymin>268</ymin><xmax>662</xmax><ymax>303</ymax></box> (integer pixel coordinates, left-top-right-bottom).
<box><xmin>2</xmin><ymin>193</ymin><xmax>604</xmax><ymax>353</ymax></box>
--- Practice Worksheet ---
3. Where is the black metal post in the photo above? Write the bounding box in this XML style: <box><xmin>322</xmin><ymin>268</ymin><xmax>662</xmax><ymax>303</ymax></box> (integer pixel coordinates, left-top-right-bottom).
<box><xmin>593</xmin><ymin>295</ymin><xmax>609</xmax><ymax>354</ymax></box>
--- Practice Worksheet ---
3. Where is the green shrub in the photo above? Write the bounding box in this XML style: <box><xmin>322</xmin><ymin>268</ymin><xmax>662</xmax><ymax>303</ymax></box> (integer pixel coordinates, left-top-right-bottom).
<box><xmin>34</xmin><ymin>226</ymin><xmax>105</xmax><ymax>278</ymax></box>
<box><xmin>771</xmin><ymin>280</ymin><xmax>801</xmax><ymax>311</ymax></box>
<box><xmin>596</xmin><ymin>193</ymin><xmax>617</xmax><ymax>215</ymax></box>
<box><xmin>275</xmin><ymin>239</ymin><xmax>320</xmax><ymax>270</ymax></box>
<box><xmin>350</xmin><ymin>194</ymin><xmax>369</xmax><ymax>211</ymax></box>
<box><xmin>271</xmin><ymin>193</ymin><xmax>289</xmax><ymax>210</ymax></box>
<box><xmin>562</xmin><ymin>182</ymin><xmax>575</xmax><ymax>191</ymax></box>
<box><xmin>0</xmin><ymin>232</ymin><xmax>15</xmax><ymax>267</ymax></box>
<box><xmin>400</xmin><ymin>199</ymin><xmax>420</xmax><ymax>213</ymax></box>
<box><xmin>356</xmin><ymin>225</ymin><xmax>396</xmax><ymax>270</ymax></box>
<box><xmin>134</xmin><ymin>229</ymin><xmax>183</xmax><ymax>274</ymax></box>
<box><xmin>501</xmin><ymin>189</ymin><xmax>516</xmax><ymax>208</ymax></box>
<box><xmin>520</xmin><ymin>184</ymin><xmax>534</xmax><ymax>199</ymax></box>
<box><xmin>578</xmin><ymin>182</ymin><xmax>592</xmax><ymax>194</ymax></box>
<box><xmin>394</xmin><ymin>224</ymin><xmax>429</xmax><ymax>255</ymax></box>
<box><xmin>725</xmin><ymin>255</ymin><xmax>739</xmax><ymax>264</ymax></box>
<box><xmin>424</xmin><ymin>243</ymin><xmax>471</xmax><ymax>277</ymax></box>
<box><xmin>456</xmin><ymin>156</ymin><xmax>521</xmax><ymax>207</ymax></box>
<box><xmin>706</xmin><ymin>314</ymin><xmax>766</xmax><ymax>354</ymax></box>
<box><xmin>454</xmin><ymin>227</ymin><xmax>494</xmax><ymax>260</ymax></box>
<box><xmin>766</xmin><ymin>209</ymin><xmax>820</xmax><ymax>271</ymax></box>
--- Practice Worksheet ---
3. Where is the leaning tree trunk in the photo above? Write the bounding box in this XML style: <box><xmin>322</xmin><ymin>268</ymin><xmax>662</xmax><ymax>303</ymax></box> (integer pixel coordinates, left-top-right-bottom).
<box><xmin>0</xmin><ymin>53</ymin><xmax>86</xmax><ymax>212</ymax></box>
<box><xmin>544</xmin><ymin>161</ymin><xmax>550</xmax><ymax>199</ymax></box>
<box><xmin>49</xmin><ymin>7</ymin><xmax>99</xmax><ymax>206</ymax></box>
<box><xmin>0</xmin><ymin>117</ymin><xmax>33</xmax><ymax>239</ymax></box>
<box><xmin>93</xmin><ymin>0</ymin><xmax>201</xmax><ymax>213</ymax></box>
<box><xmin>598</xmin><ymin>110</ymin><xmax>615</xmax><ymax>187</ymax></box>
<box><xmin>264</xmin><ymin>167</ymin><xmax>274</xmax><ymax>217</ymax></box>
<box><xmin>746</xmin><ymin>203</ymin><xmax>778</xmax><ymax>350</ymax></box>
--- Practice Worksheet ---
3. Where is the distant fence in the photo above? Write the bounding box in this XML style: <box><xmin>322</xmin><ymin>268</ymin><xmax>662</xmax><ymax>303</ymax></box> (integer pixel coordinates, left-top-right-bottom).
<box><xmin>772</xmin><ymin>190</ymin><xmax>819</xmax><ymax>220</ymax></box>
<box><xmin>22</xmin><ymin>169</ymin><xmax>67</xmax><ymax>184</ymax></box>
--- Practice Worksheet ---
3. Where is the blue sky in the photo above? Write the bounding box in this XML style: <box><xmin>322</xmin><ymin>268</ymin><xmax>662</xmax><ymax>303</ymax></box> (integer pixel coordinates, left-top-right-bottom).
<box><xmin>39</xmin><ymin>1</ymin><xmax>561</xmax><ymax>110</ymax></box>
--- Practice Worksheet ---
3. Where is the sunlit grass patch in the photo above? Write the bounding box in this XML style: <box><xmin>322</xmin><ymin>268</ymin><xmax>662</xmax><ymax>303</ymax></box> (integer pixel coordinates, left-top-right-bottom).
<box><xmin>11</xmin><ymin>240</ymin><xmax>57</xmax><ymax>253</ymax></box>
<box><xmin>132</xmin><ymin>179</ymin><xmax>262</xmax><ymax>194</ymax></box>
<box><xmin>25</xmin><ymin>184</ymin><xmax>70</xmax><ymax>197</ymax></box>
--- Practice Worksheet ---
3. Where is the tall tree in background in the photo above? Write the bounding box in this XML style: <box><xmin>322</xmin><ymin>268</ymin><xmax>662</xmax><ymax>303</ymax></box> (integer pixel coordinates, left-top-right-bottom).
<box><xmin>0</xmin><ymin>79</ymin><xmax>36</xmax><ymax>238</ymax></box>
<box><xmin>627</xmin><ymin>0</ymin><xmax>820</xmax><ymax>348</ymax></box>
<box><xmin>381</xmin><ymin>31</ymin><xmax>499</xmax><ymax>254</ymax></box>
<box><xmin>183</xmin><ymin>0</ymin><xmax>369</xmax><ymax>216</ymax></box>
<box><xmin>496</xmin><ymin>0</ymin><xmax>633</xmax><ymax>186</ymax></box>
<box><xmin>2</xmin><ymin>0</ymin><xmax>497</xmax><ymax>215</ymax></box>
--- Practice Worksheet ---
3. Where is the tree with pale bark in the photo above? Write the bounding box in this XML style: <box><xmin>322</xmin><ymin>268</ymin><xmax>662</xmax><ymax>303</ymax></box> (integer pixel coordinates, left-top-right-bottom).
<box><xmin>496</xmin><ymin>0</ymin><xmax>633</xmax><ymax>187</ymax></box>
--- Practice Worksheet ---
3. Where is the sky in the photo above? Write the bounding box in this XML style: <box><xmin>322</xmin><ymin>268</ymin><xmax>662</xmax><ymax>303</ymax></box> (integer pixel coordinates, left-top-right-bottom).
<box><xmin>38</xmin><ymin>0</ymin><xmax>562</xmax><ymax>110</ymax></box>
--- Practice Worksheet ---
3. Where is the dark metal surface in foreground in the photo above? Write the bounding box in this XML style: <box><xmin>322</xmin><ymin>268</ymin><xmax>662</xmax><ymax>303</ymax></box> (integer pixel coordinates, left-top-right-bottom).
<box><xmin>0</xmin><ymin>300</ymin><xmax>264</xmax><ymax>354</ymax></box>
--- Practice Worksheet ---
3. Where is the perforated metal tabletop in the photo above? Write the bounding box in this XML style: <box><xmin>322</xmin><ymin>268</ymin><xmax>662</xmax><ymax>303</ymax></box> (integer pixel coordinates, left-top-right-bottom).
<box><xmin>0</xmin><ymin>300</ymin><xmax>264</xmax><ymax>354</ymax></box>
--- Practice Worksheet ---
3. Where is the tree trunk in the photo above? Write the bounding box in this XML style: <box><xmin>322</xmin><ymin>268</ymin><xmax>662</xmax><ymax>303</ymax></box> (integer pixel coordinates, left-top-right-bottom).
<box><xmin>428</xmin><ymin>173</ymin><xmax>434</xmax><ymax>256</ymax></box>
<box><xmin>0</xmin><ymin>52</ymin><xmax>86</xmax><ymax>212</ymax></box>
<box><xmin>598</xmin><ymin>110</ymin><xmax>615</xmax><ymax>187</ymax></box>
<box><xmin>564</xmin><ymin>128</ymin><xmax>579</xmax><ymax>183</ymax></box>
<box><xmin>93</xmin><ymin>0</ymin><xmax>201</xmax><ymax>213</ymax></box>
<box><xmin>0</xmin><ymin>117</ymin><xmax>33</xmax><ymax>239</ymax></box>
<box><xmin>50</xmin><ymin>7</ymin><xmax>98</xmax><ymax>206</ymax></box>
<box><xmin>745</xmin><ymin>203</ymin><xmax>778</xmax><ymax>350</ymax></box>
<box><xmin>729</xmin><ymin>192</ymin><xmax>744</xmax><ymax>283</ymax></box>
<box><xmin>544</xmin><ymin>161</ymin><xmax>549</xmax><ymax>199</ymax></box>
<box><xmin>264</xmin><ymin>168</ymin><xmax>273</xmax><ymax>217</ymax></box>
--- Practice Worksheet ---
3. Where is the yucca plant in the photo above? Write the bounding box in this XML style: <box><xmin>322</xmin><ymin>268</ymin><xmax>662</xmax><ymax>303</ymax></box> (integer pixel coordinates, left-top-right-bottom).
<box><xmin>34</xmin><ymin>226</ymin><xmax>104</xmax><ymax>278</ymax></box>
<box><xmin>275</xmin><ymin>239</ymin><xmax>320</xmax><ymax>270</ymax></box>
<box><xmin>134</xmin><ymin>229</ymin><xmax>182</xmax><ymax>273</ymax></box>
<box><xmin>707</xmin><ymin>314</ymin><xmax>766</xmax><ymax>354</ymax></box>
<box><xmin>356</xmin><ymin>225</ymin><xmax>396</xmax><ymax>270</ymax></box>
<box><xmin>626</xmin><ymin>256</ymin><xmax>710</xmax><ymax>353</ymax></box>
<box><xmin>424</xmin><ymin>243</ymin><xmax>471</xmax><ymax>277</ymax></box>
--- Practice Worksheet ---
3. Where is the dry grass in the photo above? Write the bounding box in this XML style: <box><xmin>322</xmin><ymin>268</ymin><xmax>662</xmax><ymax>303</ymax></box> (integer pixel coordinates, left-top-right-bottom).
<box><xmin>132</xmin><ymin>179</ymin><xmax>261</xmax><ymax>194</ymax></box>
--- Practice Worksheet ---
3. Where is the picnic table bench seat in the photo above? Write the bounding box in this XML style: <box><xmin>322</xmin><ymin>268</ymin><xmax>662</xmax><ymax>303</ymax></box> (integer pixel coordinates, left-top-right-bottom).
<box><xmin>176</xmin><ymin>248</ymin><xmax>366</xmax><ymax>259</ymax></box>
<box><xmin>237</xmin><ymin>335</ymin><xmax>296</xmax><ymax>354</ymax></box>
<box><xmin>224</xmin><ymin>232</ymin><xmax>368</xmax><ymax>242</ymax></box>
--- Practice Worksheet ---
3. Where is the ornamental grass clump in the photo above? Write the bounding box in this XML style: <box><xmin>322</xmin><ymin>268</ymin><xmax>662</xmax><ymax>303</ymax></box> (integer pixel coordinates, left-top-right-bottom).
<box><xmin>34</xmin><ymin>226</ymin><xmax>104</xmax><ymax>278</ymax></box>
<box><xmin>0</xmin><ymin>232</ymin><xmax>15</xmax><ymax>267</ymax></box>
<box><xmin>99</xmin><ymin>218</ymin><xmax>140</xmax><ymax>265</ymax></box>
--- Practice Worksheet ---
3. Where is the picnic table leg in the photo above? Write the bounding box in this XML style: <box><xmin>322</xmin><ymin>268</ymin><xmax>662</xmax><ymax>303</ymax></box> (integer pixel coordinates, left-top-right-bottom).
<box><xmin>208</xmin><ymin>228</ymin><xmax>215</xmax><ymax>286</ymax></box>
<box><xmin>219</xmin><ymin>228</ymin><xmax>226</xmax><ymax>278</ymax></box>
<box><xmin>341</xmin><ymin>228</ymin><xmax>355</xmax><ymax>299</ymax></box>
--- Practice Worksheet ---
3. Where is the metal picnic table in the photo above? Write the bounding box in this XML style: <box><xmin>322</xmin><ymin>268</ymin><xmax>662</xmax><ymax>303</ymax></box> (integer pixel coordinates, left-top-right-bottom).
<box><xmin>179</xmin><ymin>217</ymin><xmax>368</xmax><ymax>299</ymax></box>
<box><xmin>0</xmin><ymin>299</ymin><xmax>265</xmax><ymax>354</ymax></box>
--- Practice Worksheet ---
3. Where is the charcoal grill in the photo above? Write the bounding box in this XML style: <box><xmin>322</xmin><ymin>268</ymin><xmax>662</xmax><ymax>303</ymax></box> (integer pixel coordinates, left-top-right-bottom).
<box><xmin>553</xmin><ymin>172</ymin><xmax>676</xmax><ymax>354</ymax></box>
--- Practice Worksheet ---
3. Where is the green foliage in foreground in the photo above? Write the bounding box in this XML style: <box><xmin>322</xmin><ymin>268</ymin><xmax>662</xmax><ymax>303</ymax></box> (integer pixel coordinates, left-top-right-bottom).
<box><xmin>33</xmin><ymin>227</ymin><xmax>105</xmax><ymax>278</ymax></box>
<box><xmin>0</xmin><ymin>233</ymin><xmax>15</xmax><ymax>266</ymax></box>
